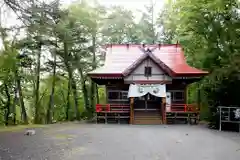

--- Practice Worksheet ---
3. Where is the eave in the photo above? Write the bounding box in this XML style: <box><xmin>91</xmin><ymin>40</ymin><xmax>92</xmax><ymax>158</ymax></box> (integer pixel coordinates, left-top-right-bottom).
<box><xmin>88</xmin><ymin>73</ymin><xmax>123</xmax><ymax>79</ymax></box>
<box><xmin>173</xmin><ymin>72</ymin><xmax>209</xmax><ymax>78</ymax></box>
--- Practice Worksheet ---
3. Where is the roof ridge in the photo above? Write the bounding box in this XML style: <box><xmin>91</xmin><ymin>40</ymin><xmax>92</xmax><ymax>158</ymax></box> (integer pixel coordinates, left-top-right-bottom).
<box><xmin>138</xmin><ymin>45</ymin><xmax>158</xmax><ymax>54</ymax></box>
<box><xmin>104</xmin><ymin>44</ymin><xmax>182</xmax><ymax>48</ymax></box>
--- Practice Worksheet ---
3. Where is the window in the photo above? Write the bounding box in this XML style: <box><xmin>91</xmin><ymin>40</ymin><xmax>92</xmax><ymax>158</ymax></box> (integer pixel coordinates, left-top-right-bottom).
<box><xmin>171</xmin><ymin>91</ymin><xmax>184</xmax><ymax>102</ymax></box>
<box><xmin>144</xmin><ymin>67</ymin><xmax>152</xmax><ymax>77</ymax></box>
<box><xmin>108</xmin><ymin>92</ymin><xmax>119</xmax><ymax>100</ymax></box>
<box><xmin>121</xmin><ymin>91</ymin><xmax>128</xmax><ymax>99</ymax></box>
<box><xmin>108</xmin><ymin>90</ymin><xmax>128</xmax><ymax>102</ymax></box>
<box><xmin>175</xmin><ymin>92</ymin><xmax>184</xmax><ymax>100</ymax></box>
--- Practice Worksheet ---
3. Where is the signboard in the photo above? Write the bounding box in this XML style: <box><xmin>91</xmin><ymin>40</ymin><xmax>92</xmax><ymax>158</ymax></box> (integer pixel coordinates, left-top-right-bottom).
<box><xmin>219</xmin><ymin>106</ymin><xmax>240</xmax><ymax>132</ymax></box>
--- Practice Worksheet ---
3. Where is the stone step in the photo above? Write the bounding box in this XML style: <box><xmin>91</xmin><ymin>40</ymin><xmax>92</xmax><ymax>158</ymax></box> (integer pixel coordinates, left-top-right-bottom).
<box><xmin>134</xmin><ymin>114</ymin><xmax>161</xmax><ymax>117</ymax></box>
<box><xmin>134</xmin><ymin>111</ymin><xmax>161</xmax><ymax>114</ymax></box>
<box><xmin>133</xmin><ymin>119</ymin><xmax>163</xmax><ymax>125</ymax></box>
<box><xmin>134</xmin><ymin>113</ymin><xmax>161</xmax><ymax>116</ymax></box>
<box><xmin>134</xmin><ymin>115</ymin><xmax>162</xmax><ymax>119</ymax></box>
<box><xmin>134</xmin><ymin>118</ymin><xmax>162</xmax><ymax>121</ymax></box>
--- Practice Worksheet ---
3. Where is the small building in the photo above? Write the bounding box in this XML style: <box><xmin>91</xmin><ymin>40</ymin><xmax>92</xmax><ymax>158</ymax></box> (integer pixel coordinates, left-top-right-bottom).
<box><xmin>88</xmin><ymin>44</ymin><xmax>208</xmax><ymax>125</ymax></box>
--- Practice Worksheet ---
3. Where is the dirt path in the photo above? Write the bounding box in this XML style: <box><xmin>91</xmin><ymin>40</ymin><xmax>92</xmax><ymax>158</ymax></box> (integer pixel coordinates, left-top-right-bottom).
<box><xmin>0</xmin><ymin>124</ymin><xmax>240</xmax><ymax>160</ymax></box>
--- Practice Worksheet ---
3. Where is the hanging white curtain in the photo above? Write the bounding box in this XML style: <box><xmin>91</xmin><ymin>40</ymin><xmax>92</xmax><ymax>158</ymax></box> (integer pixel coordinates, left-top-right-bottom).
<box><xmin>128</xmin><ymin>84</ymin><xmax>166</xmax><ymax>98</ymax></box>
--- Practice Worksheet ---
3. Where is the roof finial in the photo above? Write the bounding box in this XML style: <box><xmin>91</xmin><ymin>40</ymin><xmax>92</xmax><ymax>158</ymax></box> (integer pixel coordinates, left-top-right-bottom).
<box><xmin>146</xmin><ymin>48</ymin><xmax>151</xmax><ymax>53</ymax></box>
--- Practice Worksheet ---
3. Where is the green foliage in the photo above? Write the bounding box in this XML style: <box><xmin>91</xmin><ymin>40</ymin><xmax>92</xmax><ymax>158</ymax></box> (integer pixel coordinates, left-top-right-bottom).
<box><xmin>160</xmin><ymin>0</ymin><xmax>240</xmax><ymax>127</ymax></box>
<box><xmin>98</xmin><ymin>86</ymin><xmax>106</xmax><ymax>104</ymax></box>
<box><xmin>101</xmin><ymin>6</ymin><xmax>141</xmax><ymax>44</ymax></box>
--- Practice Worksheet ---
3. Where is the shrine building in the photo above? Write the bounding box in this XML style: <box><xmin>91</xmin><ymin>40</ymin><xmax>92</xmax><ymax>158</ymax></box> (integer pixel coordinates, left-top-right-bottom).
<box><xmin>88</xmin><ymin>44</ymin><xmax>208</xmax><ymax>125</ymax></box>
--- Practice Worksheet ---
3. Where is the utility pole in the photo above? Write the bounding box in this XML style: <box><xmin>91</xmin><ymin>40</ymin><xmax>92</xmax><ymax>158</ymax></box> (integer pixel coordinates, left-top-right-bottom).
<box><xmin>151</xmin><ymin>0</ymin><xmax>156</xmax><ymax>44</ymax></box>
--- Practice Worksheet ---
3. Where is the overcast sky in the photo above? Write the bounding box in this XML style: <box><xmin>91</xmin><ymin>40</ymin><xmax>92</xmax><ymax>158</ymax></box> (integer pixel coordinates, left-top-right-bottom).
<box><xmin>0</xmin><ymin>0</ymin><xmax>165</xmax><ymax>48</ymax></box>
<box><xmin>61</xmin><ymin>0</ymin><xmax>165</xmax><ymax>22</ymax></box>
<box><xmin>61</xmin><ymin>0</ymin><xmax>164</xmax><ymax>10</ymax></box>
<box><xmin>1</xmin><ymin>0</ymin><xmax>165</xmax><ymax>28</ymax></box>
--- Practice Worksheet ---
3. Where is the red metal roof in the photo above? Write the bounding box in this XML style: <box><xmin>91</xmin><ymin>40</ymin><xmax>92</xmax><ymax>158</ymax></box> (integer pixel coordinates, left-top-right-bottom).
<box><xmin>88</xmin><ymin>44</ymin><xmax>208</xmax><ymax>77</ymax></box>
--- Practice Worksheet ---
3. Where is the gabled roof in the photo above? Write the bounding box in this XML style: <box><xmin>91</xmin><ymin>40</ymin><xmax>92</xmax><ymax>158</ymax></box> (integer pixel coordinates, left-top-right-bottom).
<box><xmin>88</xmin><ymin>44</ymin><xmax>208</xmax><ymax>77</ymax></box>
<box><xmin>122</xmin><ymin>47</ymin><xmax>174</xmax><ymax>77</ymax></box>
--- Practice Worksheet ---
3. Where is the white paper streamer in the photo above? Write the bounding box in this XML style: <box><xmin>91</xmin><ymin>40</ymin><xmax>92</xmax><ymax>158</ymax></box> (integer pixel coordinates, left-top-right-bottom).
<box><xmin>128</xmin><ymin>84</ymin><xmax>166</xmax><ymax>98</ymax></box>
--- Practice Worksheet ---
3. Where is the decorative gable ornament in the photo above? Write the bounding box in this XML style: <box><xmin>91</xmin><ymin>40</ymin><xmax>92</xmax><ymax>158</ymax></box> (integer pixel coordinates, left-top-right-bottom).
<box><xmin>138</xmin><ymin>86</ymin><xmax>144</xmax><ymax>93</ymax></box>
<box><xmin>234</xmin><ymin>109</ymin><xmax>240</xmax><ymax>119</ymax></box>
<box><xmin>153</xmin><ymin>87</ymin><xmax>159</xmax><ymax>94</ymax></box>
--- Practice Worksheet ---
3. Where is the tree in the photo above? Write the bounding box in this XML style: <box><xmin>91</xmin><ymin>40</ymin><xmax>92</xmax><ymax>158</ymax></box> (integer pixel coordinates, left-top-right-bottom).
<box><xmin>46</xmin><ymin>0</ymin><xmax>63</xmax><ymax>124</ymax></box>
<box><xmin>159</xmin><ymin>0</ymin><xmax>240</xmax><ymax>127</ymax></box>
<box><xmin>137</xmin><ymin>0</ymin><xmax>160</xmax><ymax>44</ymax></box>
<box><xmin>101</xmin><ymin>6</ymin><xmax>141</xmax><ymax>44</ymax></box>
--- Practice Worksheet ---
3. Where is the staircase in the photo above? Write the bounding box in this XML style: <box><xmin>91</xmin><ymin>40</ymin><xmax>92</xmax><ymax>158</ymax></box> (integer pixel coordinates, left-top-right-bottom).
<box><xmin>133</xmin><ymin>110</ymin><xmax>162</xmax><ymax>125</ymax></box>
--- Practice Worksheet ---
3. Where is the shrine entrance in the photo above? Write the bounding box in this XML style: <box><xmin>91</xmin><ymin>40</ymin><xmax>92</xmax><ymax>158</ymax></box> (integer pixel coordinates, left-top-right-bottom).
<box><xmin>134</xmin><ymin>93</ymin><xmax>162</xmax><ymax>111</ymax></box>
<box><xmin>128</xmin><ymin>84</ymin><xmax>166</xmax><ymax>124</ymax></box>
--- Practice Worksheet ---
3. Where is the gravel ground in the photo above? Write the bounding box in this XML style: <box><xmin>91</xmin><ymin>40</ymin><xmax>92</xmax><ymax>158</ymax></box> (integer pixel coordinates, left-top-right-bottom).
<box><xmin>0</xmin><ymin>123</ymin><xmax>240</xmax><ymax>160</ymax></box>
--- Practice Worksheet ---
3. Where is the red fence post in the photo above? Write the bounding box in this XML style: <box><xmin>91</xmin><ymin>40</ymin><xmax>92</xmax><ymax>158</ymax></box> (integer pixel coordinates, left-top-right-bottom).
<box><xmin>96</xmin><ymin>104</ymin><xmax>101</xmax><ymax>112</ymax></box>
<box><xmin>106</xmin><ymin>104</ymin><xmax>110</xmax><ymax>112</ymax></box>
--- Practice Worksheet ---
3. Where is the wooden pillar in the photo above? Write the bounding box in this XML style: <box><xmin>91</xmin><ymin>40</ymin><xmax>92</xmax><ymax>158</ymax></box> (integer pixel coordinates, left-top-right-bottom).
<box><xmin>130</xmin><ymin>97</ymin><xmax>134</xmax><ymax>124</ymax></box>
<box><xmin>162</xmin><ymin>97</ymin><xmax>166</xmax><ymax>124</ymax></box>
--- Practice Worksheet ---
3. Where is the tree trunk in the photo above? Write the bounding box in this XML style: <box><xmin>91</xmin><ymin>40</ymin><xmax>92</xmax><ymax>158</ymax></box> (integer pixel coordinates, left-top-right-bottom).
<box><xmin>4</xmin><ymin>83</ymin><xmax>11</xmax><ymax>126</ymax></box>
<box><xmin>66</xmin><ymin>78</ymin><xmax>71</xmax><ymax>120</ymax></box>
<box><xmin>90</xmin><ymin>82</ymin><xmax>95</xmax><ymax>112</ymax></box>
<box><xmin>90</xmin><ymin>33</ymin><xmax>97</xmax><ymax>113</ymax></box>
<box><xmin>71</xmin><ymin>77</ymin><xmax>80</xmax><ymax>120</ymax></box>
<box><xmin>34</xmin><ymin>43</ymin><xmax>41</xmax><ymax>124</ymax></box>
<box><xmin>46</xmin><ymin>50</ymin><xmax>57</xmax><ymax>124</ymax></box>
<box><xmin>15</xmin><ymin>69</ymin><xmax>28</xmax><ymax>124</ymax></box>
<box><xmin>17</xmin><ymin>78</ymin><xmax>28</xmax><ymax>124</ymax></box>
<box><xmin>13</xmin><ymin>85</ymin><xmax>18</xmax><ymax>125</ymax></box>
<box><xmin>78</xmin><ymin>67</ymin><xmax>90</xmax><ymax>112</ymax></box>
<box><xmin>63</xmin><ymin>41</ymin><xmax>80</xmax><ymax>120</ymax></box>
<box><xmin>96</xmin><ymin>84</ymin><xmax>99</xmax><ymax>104</ymax></box>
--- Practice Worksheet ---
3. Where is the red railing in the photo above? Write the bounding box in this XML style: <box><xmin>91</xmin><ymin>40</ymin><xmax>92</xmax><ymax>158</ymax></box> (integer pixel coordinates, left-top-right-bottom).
<box><xmin>96</xmin><ymin>104</ymin><xmax>130</xmax><ymax>113</ymax></box>
<box><xmin>96</xmin><ymin>103</ymin><xmax>199</xmax><ymax>113</ymax></box>
<box><xmin>168</xmin><ymin>104</ymin><xmax>199</xmax><ymax>112</ymax></box>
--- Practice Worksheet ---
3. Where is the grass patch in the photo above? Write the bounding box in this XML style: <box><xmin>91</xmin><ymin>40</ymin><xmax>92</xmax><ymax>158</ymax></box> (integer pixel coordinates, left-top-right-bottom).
<box><xmin>0</xmin><ymin>124</ymin><xmax>48</xmax><ymax>133</ymax></box>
